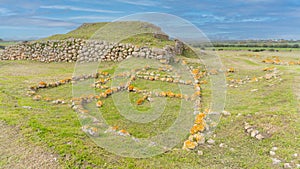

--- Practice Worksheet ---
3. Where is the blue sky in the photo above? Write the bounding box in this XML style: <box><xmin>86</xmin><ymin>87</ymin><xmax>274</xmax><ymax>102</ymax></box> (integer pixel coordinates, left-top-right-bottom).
<box><xmin>0</xmin><ymin>0</ymin><xmax>299</xmax><ymax>40</ymax></box>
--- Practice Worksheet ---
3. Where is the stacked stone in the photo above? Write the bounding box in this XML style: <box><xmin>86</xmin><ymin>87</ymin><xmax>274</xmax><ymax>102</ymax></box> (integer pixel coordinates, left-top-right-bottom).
<box><xmin>0</xmin><ymin>39</ymin><xmax>179</xmax><ymax>63</ymax></box>
<box><xmin>0</xmin><ymin>39</ymin><xmax>84</xmax><ymax>62</ymax></box>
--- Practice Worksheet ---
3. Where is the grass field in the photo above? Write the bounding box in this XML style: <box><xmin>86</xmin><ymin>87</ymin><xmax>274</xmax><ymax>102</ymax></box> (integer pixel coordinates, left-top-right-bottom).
<box><xmin>0</xmin><ymin>50</ymin><xmax>299</xmax><ymax>168</ymax></box>
<box><xmin>207</xmin><ymin>46</ymin><xmax>300</xmax><ymax>52</ymax></box>
<box><xmin>0</xmin><ymin>41</ymin><xmax>18</xmax><ymax>49</ymax></box>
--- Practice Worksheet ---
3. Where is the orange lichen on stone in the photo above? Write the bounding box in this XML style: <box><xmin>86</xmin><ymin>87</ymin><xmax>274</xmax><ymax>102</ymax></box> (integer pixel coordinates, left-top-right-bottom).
<box><xmin>128</xmin><ymin>85</ymin><xmax>134</xmax><ymax>92</ymax></box>
<box><xmin>288</xmin><ymin>61</ymin><xmax>295</xmax><ymax>65</ymax></box>
<box><xmin>119</xmin><ymin>129</ymin><xmax>130</xmax><ymax>136</ymax></box>
<box><xmin>59</xmin><ymin>79</ymin><xmax>66</xmax><ymax>84</ymax></box>
<box><xmin>112</xmin><ymin>126</ymin><xmax>119</xmax><ymax>131</ymax></box>
<box><xmin>100</xmin><ymin>92</ymin><xmax>108</xmax><ymax>98</ymax></box>
<box><xmin>195</xmin><ymin>124</ymin><xmax>205</xmax><ymax>132</ymax></box>
<box><xmin>91</xmin><ymin>127</ymin><xmax>98</xmax><ymax>132</ymax></box>
<box><xmin>160</xmin><ymin>92</ymin><xmax>167</xmax><ymax>97</ymax></box>
<box><xmin>166</xmin><ymin>91</ymin><xmax>175</xmax><ymax>97</ymax></box>
<box><xmin>105</xmin><ymin>89</ymin><xmax>113</xmax><ymax>95</ymax></box>
<box><xmin>96</xmin><ymin>100</ymin><xmax>103</xmax><ymax>107</ymax></box>
<box><xmin>227</xmin><ymin>67</ymin><xmax>235</xmax><ymax>73</ymax></box>
<box><xmin>192</xmin><ymin>69</ymin><xmax>199</xmax><ymax>75</ymax></box>
<box><xmin>263</xmin><ymin>67</ymin><xmax>274</xmax><ymax>71</ymax></box>
<box><xmin>251</xmin><ymin>77</ymin><xmax>258</xmax><ymax>82</ymax></box>
<box><xmin>175</xmin><ymin>93</ymin><xmax>182</xmax><ymax>98</ymax></box>
<box><xmin>262</xmin><ymin>58</ymin><xmax>273</xmax><ymax>64</ymax></box>
<box><xmin>38</xmin><ymin>81</ymin><xmax>47</xmax><ymax>88</ymax></box>
<box><xmin>195</xmin><ymin>91</ymin><xmax>201</xmax><ymax>97</ymax></box>
<box><xmin>136</xmin><ymin>98</ymin><xmax>144</xmax><ymax>105</ymax></box>
<box><xmin>200</xmin><ymin>80</ymin><xmax>208</xmax><ymax>84</ymax></box>
<box><xmin>194</xmin><ymin>117</ymin><xmax>203</xmax><ymax>125</ymax></box>
<box><xmin>97</xmin><ymin>78</ymin><xmax>105</xmax><ymax>84</ymax></box>
<box><xmin>182</xmin><ymin>140</ymin><xmax>197</xmax><ymax>150</ymax></box>
<box><xmin>195</xmin><ymin>113</ymin><xmax>206</xmax><ymax>122</ymax></box>
<box><xmin>149</xmin><ymin>76</ymin><xmax>155</xmax><ymax>81</ymax></box>
<box><xmin>101</xmin><ymin>71</ymin><xmax>109</xmax><ymax>76</ymax></box>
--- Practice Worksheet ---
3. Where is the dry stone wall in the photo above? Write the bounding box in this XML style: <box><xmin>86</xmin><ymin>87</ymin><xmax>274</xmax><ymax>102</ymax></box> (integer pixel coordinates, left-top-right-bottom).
<box><xmin>0</xmin><ymin>39</ymin><xmax>178</xmax><ymax>63</ymax></box>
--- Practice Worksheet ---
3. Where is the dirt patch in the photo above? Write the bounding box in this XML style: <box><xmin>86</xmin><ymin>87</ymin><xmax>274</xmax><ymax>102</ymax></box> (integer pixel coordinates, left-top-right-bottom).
<box><xmin>0</xmin><ymin>121</ymin><xmax>61</xmax><ymax>169</ymax></box>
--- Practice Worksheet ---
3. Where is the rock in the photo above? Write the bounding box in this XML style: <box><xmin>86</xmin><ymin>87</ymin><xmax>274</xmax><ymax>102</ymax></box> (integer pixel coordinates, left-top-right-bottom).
<box><xmin>1</xmin><ymin>39</ymin><xmax>175</xmax><ymax>63</ymax></box>
<box><xmin>33</xmin><ymin>95</ymin><xmax>42</xmax><ymax>101</ymax></box>
<box><xmin>283</xmin><ymin>163</ymin><xmax>291</xmax><ymax>168</ymax></box>
<box><xmin>246</xmin><ymin>128</ymin><xmax>254</xmax><ymax>133</ymax></box>
<box><xmin>52</xmin><ymin>99</ymin><xmax>65</xmax><ymax>104</ymax></box>
<box><xmin>255</xmin><ymin>134</ymin><xmax>264</xmax><ymax>140</ymax></box>
<box><xmin>296</xmin><ymin>164</ymin><xmax>300</xmax><ymax>168</ymax></box>
<box><xmin>207</xmin><ymin>139</ymin><xmax>215</xmax><ymax>145</ymax></box>
<box><xmin>271</xmin><ymin>147</ymin><xmax>278</xmax><ymax>151</ymax></box>
<box><xmin>271</xmin><ymin>158</ymin><xmax>281</xmax><ymax>165</ymax></box>
<box><xmin>244</xmin><ymin>122</ymin><xmax>252</xmax><ymax>130</ymax></box>
<box><xmin>250</xmin><ymin>130</ymin><xmax>259</xmax><ymax>137</ymax></box>
<box><xmin>219</xmin><ymin>143</ymin><xmax>227</xmax><ymax>148</ymax></box>
<box><xmin>197</xmin><ymin>150</ymin><xmax>203</xmax><ymax>156</ymax></box>
<box><xmin>22</xmin><ymin>106</ymin><xmax>32</xmax><ymax>109</ymax></box>
<box><xmin>38</xmin><ymin>81</ymin><xmax>47</xmax><ymax>88</ymax></box>
<box><xmin>221</xmin><ymin>111</ymin><xmax>231</xmax><ymax>116</ymax></box>
<box><xmin>250</xmin><ymin>89</ymin><xmax>258</xmax><ymax>92</ymax></box>
<box><xmin>269</xmin><ymin>151</ymin><xmax>276</xmax><ymax>156</ymax></box>
<box><xmin>182</xmin><ymin>140</ymin><xmax>197</xmax><ymax>150</ymax></box>
<box><xmin>265</xmin><ymin>74</ymin><xmax>273</xmax><ymax>80</ymax></box>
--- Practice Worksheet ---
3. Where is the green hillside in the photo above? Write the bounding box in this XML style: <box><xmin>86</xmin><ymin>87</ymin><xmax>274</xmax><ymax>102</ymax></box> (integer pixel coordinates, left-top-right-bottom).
<box><xmin>43</xmin><ymin>21</ymin><xmax>174</xmax><ymax>48</ymax></box>
<box><xmin>44</xmin><ymin>22</ymin><xmax>109</xmax><ymax>40</ymax></box>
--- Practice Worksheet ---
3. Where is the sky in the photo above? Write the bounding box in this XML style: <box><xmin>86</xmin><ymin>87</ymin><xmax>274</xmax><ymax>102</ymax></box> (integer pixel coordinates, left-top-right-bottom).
<box><xmin>0</xmin><ymin>0</ymin><xmax>300</xmax><ymax>40</ymax></box>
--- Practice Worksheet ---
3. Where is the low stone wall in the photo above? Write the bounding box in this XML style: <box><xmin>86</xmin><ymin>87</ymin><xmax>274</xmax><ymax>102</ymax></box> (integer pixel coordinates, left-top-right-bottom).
<box><xmin>0</xmin><ymin>39</ymin><xmax>179</xmax><ymax>63</ymax></box>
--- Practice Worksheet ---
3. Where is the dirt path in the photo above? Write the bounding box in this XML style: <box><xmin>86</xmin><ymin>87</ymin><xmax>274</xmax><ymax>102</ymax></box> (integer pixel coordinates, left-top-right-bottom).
<box><xmin>0</xmin><ymin>121</ymin><xmax>61</xmax><ymax>169</ymax></box>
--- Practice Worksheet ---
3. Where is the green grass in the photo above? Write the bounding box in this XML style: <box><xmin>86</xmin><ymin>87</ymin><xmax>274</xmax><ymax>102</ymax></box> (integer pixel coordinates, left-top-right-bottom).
<box><xmin>41</xmin><ymin>21</ymin><xmax>174</xmax><ymax>48</ymax></box>
<box><xmin>43</xmin><ymin>22</ymin><xmax>109</xmax><ymax>40</ymax></box>
<box><xmin>207</xmin><ymin>46</ymin><xmax>300</xmax><ymax>51</ymax></box>
<box><xmin>0</xmin><ymin>51</ymin><xmax>299</xmax><ymax>168</ymax></box>
<box><xmin>0</xmin><ymin>41</ymin><xmax>18</xmax><ymax>48</ymax></box>
<box><xmin>120</xmin><ymin>33</ymin><xmax>174</xmax><ymax>48</ymax></box>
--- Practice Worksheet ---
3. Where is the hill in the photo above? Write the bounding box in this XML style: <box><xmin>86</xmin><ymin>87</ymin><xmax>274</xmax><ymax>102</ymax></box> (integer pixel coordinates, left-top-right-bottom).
<box><xmin>45</xmin><ymin>22</ymin><xmax>109</xmax><ymax>40</ymax></box>
<box><xmin>43</xmin><ymin>21</ymin><xmax>174</xmax><ymax>48</ymax></box>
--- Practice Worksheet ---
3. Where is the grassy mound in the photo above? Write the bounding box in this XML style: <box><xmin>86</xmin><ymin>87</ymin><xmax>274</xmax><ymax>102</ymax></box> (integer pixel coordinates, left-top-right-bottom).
<box><xmin>42</xmin><ymin>21</ymin><xmax>175</xmax><ymax>48</ymax></box>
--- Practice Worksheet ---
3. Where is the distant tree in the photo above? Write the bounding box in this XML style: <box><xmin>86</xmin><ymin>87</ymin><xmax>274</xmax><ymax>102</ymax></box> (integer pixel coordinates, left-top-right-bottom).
<box><xmin>0</xmin><ymin>38</ymin><xmax>3</xmax><ymax>42</ymax></box>
<box><xmin>292</xmin><ymin>44</ymin><xmax>299</xmax><ymax>48</ymax></box>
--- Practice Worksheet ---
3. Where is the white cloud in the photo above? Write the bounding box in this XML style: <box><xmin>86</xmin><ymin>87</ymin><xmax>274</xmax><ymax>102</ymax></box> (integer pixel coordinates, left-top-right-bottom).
<box><xmin>0</xmin><ymin>16</ymin><xmax>77</xmax><ymax>27</ymax></box>
<box><xmin>116</xmin><ymin>0</ymin><xmax>159</xmax><ymax>6</ymax></box>
<box><xmin>68</xmin><ymin>16</ymin><xmax>117</xmax><ymax>20</ymax></box>
<box><xmin>40</xmin><ymin>5</ymin><xmax>122</xmax><ymax>13</ymax></box>
<box><xmin>0</xmin><ymin>8</ymin><xmax>16</xmax><ymax>16</ymax></box>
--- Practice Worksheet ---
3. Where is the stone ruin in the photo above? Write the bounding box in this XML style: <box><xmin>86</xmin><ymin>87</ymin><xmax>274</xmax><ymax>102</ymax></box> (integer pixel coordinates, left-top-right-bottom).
<box><xmin>0</xmin><ymin>38</ymin><xmax>185</xmax><ymax>64</ymax></box>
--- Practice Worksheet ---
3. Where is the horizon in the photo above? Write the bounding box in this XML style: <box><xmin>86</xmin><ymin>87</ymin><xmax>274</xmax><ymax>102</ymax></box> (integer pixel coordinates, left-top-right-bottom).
<box><xmin>0</xmin><ymin>0</ymin><xmax>300</xmax><ymax>41</ymax></box>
